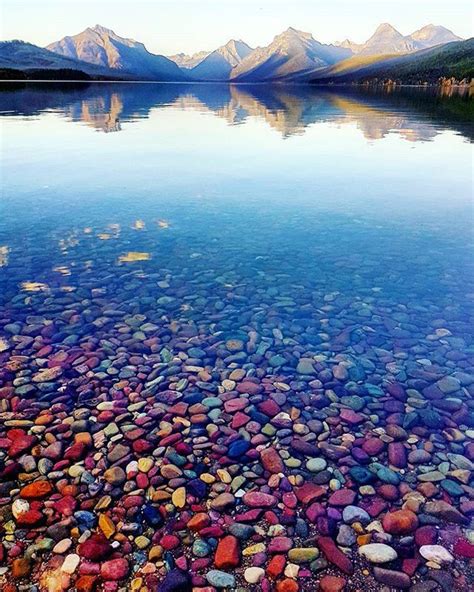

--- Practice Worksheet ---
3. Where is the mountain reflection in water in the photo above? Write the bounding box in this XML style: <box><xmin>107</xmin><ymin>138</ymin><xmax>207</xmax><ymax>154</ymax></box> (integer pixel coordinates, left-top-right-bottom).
<box><xmin>1</xmin><ymin>82</ymin><xmax>472</xmax><ymax>141</ymax></box>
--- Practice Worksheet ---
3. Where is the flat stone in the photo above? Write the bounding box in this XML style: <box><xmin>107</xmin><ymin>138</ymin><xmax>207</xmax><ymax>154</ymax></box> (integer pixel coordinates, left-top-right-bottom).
<box><xmin>359</xmin><ymin>543</ymin><xmax>398</xmax><ymax>564</ymax></box>
<box><xmin>419</xmin><ymin>545</ymin><xmax>454</xmax><ymax>564</ymax></box>
<box><xmin>206</xmin><ymin>570</ymin><xmax>236</xmax><ymax>588</ymax></box>
<box><xmin>244</xmin><ymin>567</ymin><xmax>265</xmax><ymax>584</ymax></box>
<box><xmin>288</xmin><ymin>547</ymin><xmax>319</xmax><ymax>563</ymax></box>
<box><xmin>157</xmin><ymin>569</ymin><xmax>192</xmax><ymax>592</ymax></box>
<box><xmin>243</xmin><ymin>491</ymin><xmax>277</xmax><ymax>508</ymax></box>
<box><xmin>374</xmin><ymin>567</ymin><xmax>411</xmax><ymax>589</ymax></box>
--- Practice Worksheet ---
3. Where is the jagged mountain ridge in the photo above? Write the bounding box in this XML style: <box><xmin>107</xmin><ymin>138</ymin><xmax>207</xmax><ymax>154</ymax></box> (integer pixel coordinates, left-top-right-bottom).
<box><xmin>188</xmin><ymin>39</ymin><xmax>253</xmax><ymax>80</ymax></box>
<box><xmin>46</xmin><ymin>25</ymin><xmax>187</xmax><ymax>80</ymax></box>
<box><xmin>230</xmin><ymin>28</ymin><xmax>352</xmax><ymax>82</ymax></box>
<box><xmin>335</xmin><ymin>23</ymin><xmax>461</xmax><ymax>56</ymax></box>
<box><xmin>1</xmin><ymin>23</ymin><xmax>466</xmax><ymax>83</ymax></box>
<box><xmin>168</xmin><ymin>50</ymin><xmax>210</xmax><ymax>69</ymax></box>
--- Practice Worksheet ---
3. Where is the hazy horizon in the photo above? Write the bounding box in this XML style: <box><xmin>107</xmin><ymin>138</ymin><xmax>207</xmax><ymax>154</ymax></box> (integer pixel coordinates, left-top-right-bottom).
<box><xmin>2</xmin><ymin>0</ymin><xmax>472</xmax><ymax>55</ymax></box>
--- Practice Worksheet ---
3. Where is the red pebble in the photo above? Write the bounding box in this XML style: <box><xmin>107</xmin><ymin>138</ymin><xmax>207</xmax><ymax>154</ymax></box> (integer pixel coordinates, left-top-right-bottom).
<box><xmin>454</xmin><ymin>539</ymin><xmax>474</xmax><ymax>558</ymax></box>
<box><xmin>276</xmin><ymin>579</ymin><xmax>299</xmax><ymax>592</ymax></box>
<box><xmin>78</xmin><ymin>535</ymin><xmax>112</xmax><ymax>561</ymax></box>
<box><xmin>53</xmin><ymin>495</ymin><xmax>77</xmax><ymax>516</ymax></box>
<box><xmin>415</xmin><ymin>525</ymin><xmax>437</xmax><ymax>546</ymax></box>
<box><xmin>214</xmin><ymin>535</ymin><xmax>240</xmax><ymax>569</ymax></box>
<box><xmin>20</xmin><ymin>481</ymin><xmax>53</xmax><ymax>499</ymax></box>
<box><xmin>316</xmin><ymin>536</ymin><xmax>354</xmax><ymax>575</ymax></box>
<box><xmin>16</xmin><ymin>509</ymin><xmax>44</xmax><ymax>527</ymax></box>
<box><xmin>382</xmin><ymin>510</ymin><xmax>418</xmax><ymax>535</ymax></box>
<box><xmin>319</xmin><ymin>575</ymin><xmax>347</xmax><ymax>591</ymax></box>
<box><xmin>100</xmin><ymin>558</ymin><xmax>129</xmax><ymax>581</ymax></box>
<box><xmin>267</xmin><ymin>555</ymin><xmax>286</xmax><ymax>579</ymax></box>
<box><xmin>295</xmin><ymin>483</ymin><xmax>325</xmax><ymax>504</ymax></box>
<box><xmin>161</xmin><ymin>535</ymin><xmax>180</xmax><ymax>550</ymax></box>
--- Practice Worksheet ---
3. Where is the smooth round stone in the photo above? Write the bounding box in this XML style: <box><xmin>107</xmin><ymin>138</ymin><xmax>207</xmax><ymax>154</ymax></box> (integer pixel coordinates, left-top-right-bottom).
<box><xmin>104</xmin><ymin>466</ymin><xmax>126</xmax><ymax>485</ymax></box>
<box><xmin>296</xmin><ymin>358</ymin><xmax>316</xmax><ymax>374</ymax></box>
<box><xmin>172</xmin><ymin>487</ymin><xmax>186</xmax><ymax>508</ymax></box>
<box><xmin>440</xmin><ymin>479</ymin><xmax>464</xmax><ymax>496</ymax></box>
<box><xmin>306</xmin><ymin>458</ymin><xmax>327</xmax><ymax>472</ymax></box>
<box><xmin>342</xmin><ymin>505</ymin><xmax>371</xmax><ymax>524</ymax></box>
<box><xmin>53</xmin><ymin>539</ymin><xmax>73</xmax><ymax>554</ymax></box>
<box><xmin>157</xmin><ymin>569</ymin><xmax>192</xmax><ymax>592</ymax></box>
<box><xmin>12</xmin><ymin>499</ymin><xmax>30</xmax><ymax>519</ymax></box>
<box><xmin>193</xmin><ymin>539</ymin><xmax>210</xmax><ymax>557</ymax></box>
<box><xmin>161</xmin><ymin>465</ymin><xmax>182</xmax><ymax>479</ymax></box>
<box><xmin>244</xmin><ymin>567</ymin><xmax>265</xmax><ymax>584</ymax></box>
<box><xmin>408</xmin><ymin>449</ymin><xmax>431</xmax><ymax>464</ymax></box>
<box><xmin>419</xmin><ymin>545</ymin><xmax>454</xmax><ymax>564</ymax></box>
<box><xmin>211</xmin><ymin>492</ymin><xmax>235</xmax><ymax>511</ymax></box>
<box><xmin>350</xmin><ymin>466</ymin><xmax>375</xmax><ymax>484</ymax></box>
<box><xmin>359</xmin><ymin>543</ymin><xmax>398</xmax><ymax>564</ymax></box>
<box><xmin>138</xmin><ymin>458</ymin><xmax>154</xmax><ymax>472</ymax></box>
<box><xmin>202</xmin><ymin>397</ymin><xmax>222</xmax><ymax>408</ymax></box>
<box><xmin>206</xmin><ymin>570</ymin><xmax>236</xmax><ymax>588</ymax></box>
<box><xmin>228</xmin><ymin>440</ymin><xmax>251</xmax><ymax>457</ymax></box>
<box><xmin>337</xmin><ymin>524</ymin><xmax>356</xmax><ymax>547</ymax></box>
<box><xmin>376</xmin><ymin>467</ymin><xmax>400</xmax><ymax>485</ymax></box>
<box><xmin>226</xmin><ymin>339</ymin><xmax>244</xmax><ymax>352</ymax></box>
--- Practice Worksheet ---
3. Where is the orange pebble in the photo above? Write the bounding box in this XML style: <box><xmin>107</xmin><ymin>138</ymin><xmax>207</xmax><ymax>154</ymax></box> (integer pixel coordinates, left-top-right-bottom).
<box><xmin>276</xmin><ymin>579</ymin><xmax>299</xmax><ymax>592</ymax></box>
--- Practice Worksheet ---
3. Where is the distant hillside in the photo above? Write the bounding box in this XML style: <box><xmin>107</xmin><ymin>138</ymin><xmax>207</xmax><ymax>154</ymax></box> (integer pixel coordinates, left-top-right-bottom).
<box><xmin>0</xmin><ymin>41</ymin><xmax>123</xmax><ymax>79</ymax></box>
<box><xmin>0</xmin><ymin>67</ymin><xmax>92</xmax><ymax>80</ymax></box>
<box><xmin>310</xmin><ymin>39</ymin><xmax>474</xmax><ymax>85</ymax></box>
<box><xmin>47</xmin><ymin>25</ymin><xmax>188</xmax><ymax>81</ymax></box>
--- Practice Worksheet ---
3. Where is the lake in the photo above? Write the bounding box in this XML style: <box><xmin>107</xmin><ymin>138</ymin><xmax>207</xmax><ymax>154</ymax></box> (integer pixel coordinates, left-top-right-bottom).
<box><xmin>0</xmin><ymin>83</ymin><xmax>473</xmax><ymax>590</ymax></box>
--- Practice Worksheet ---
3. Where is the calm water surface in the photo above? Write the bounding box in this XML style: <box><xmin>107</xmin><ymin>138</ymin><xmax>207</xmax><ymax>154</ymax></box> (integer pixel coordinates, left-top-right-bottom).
<box><xmin>0</xmin><ymin>82</ymin><xmax>473</xmax><ymax>589</ymax></box>
<box><xmin>1</xmin><ymin>83</ymin><xmax>472</xmax><ymax>326</ymax></box>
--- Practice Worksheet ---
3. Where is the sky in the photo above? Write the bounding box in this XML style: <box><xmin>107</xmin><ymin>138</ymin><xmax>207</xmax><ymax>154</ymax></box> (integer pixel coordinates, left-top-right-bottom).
<box><xmin>1</xmin><ymin>0</ymin><xmax>472</xmax><ymax>55</ymax></box>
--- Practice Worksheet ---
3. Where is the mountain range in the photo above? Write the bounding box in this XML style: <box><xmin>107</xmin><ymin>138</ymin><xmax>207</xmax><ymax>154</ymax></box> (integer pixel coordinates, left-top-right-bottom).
<box><xmin>46</xmin><ymin>25</ymin><xmax>186</xmax><ymax>81</ymax></box>
<box><xmin>0</xmin><ymin>23</ymin><xmax>469</xmax><ymax>84</ymax></box>
<box><xmin>170</xmin><ymin>39</ymin><xmax>253</xmax><ymax>80</ymax></box>
<box><xmin>334</xmin><ymin>23</ymin><xmax>461</xmax><ymax>55</ymax></box>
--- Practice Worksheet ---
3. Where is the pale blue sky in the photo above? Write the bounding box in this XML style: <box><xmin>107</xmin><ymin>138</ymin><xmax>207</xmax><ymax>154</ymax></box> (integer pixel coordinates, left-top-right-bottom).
<box><xmin>2</xmin><ymin>0</ymin><xmax>472</xmax><ymax>55</ymax></box>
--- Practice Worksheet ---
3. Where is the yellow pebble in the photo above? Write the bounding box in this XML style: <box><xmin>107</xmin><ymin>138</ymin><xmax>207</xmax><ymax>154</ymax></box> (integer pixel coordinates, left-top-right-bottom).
<box><xmin>131</xmin><ymin>577</ymin><xmax>143</xmax><ymax>592</ymax></box>
<box><xmin>217</xmin><ymin>469</ymin><xmax>232</xmax><ymax>483</ymax></box>
<box><xmin>148</xmin><ymin>546</ymin><xmax>163</xmax><ymax>561</ymax></box>
<box><xmin>138</xmin><ymin>458</ymin><xmax>154</xmax><ymax>473</ymax></box>
<box><xmin>172</xmin><ymin>487</ymin><xmax>186</xmax><ymax>508</ymax></box>
<box><xmin>135</xmin><ymin>536</ymin><xmax>150</xmax><ymax>549</ymax></box>
<box><xmin>99</xmin><ymin>514</ymin><xmax>116</xmax><ymax>539</ymax></box>
<box><xmin>200</xmin><ymin>473</ymin><xmax>216</xmax><ymax>484</ymax></box>
<box><xmin>243</xmin><ymin>543</ymin><xmax>266</xmax><ymax>556</ymax></box>
<box><xmin>357</xmin><ymin>534</ymin><xmax>371</xmax><ymax>545</ymax></box>
<box><xmin>95</xmin><ymin>496</ymin><xmax>112</xmax><ymax>511</ymax></box>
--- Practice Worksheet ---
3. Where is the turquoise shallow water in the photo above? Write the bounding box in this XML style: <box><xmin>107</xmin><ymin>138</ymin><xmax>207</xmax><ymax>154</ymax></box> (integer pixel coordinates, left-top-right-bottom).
<box><xmin>0</xmin><ymin>83</ymin><xmax>473</xmax><ymax>590</ymax></box>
